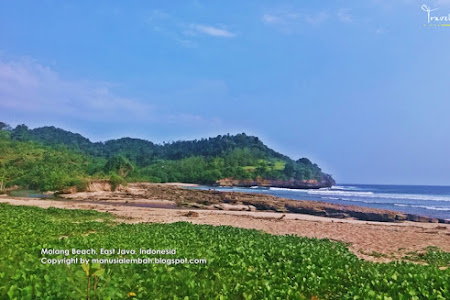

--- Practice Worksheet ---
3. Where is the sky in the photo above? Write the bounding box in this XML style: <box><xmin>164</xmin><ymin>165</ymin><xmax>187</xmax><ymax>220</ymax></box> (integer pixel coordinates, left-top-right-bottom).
<box><xmin>1</xmin><ymin>0</ymin><xmax>450</xmax><ymax>185</ymax></box>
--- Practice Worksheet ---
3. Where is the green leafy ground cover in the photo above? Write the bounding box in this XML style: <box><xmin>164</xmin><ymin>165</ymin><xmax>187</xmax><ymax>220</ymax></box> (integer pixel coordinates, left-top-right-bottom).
<box><xmin>0</xmin><ymin>203</ymin><xmax>448</xmax><ymax>299</ymax></box>
<box><xmin>402</xmin><ymin>247</ymin><xmax>450</xmax><ymax>267</ymax></box>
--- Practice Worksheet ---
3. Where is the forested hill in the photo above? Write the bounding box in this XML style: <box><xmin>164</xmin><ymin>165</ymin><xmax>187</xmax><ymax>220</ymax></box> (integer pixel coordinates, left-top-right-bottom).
<box><xmin>11</xmin><ymin>125</ymin><xmax>289</xmax><ymax>163</ymax></box>
<box><xmin>0</xmin><ymin>122</ymin><xmax>335</xmax><ymax>191</ymax></box>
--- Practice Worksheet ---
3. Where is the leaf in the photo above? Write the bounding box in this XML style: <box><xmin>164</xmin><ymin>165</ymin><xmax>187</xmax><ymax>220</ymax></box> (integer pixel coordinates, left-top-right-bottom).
<box><xmin>81</xmin><ymin>263</ymin><xmax>90</xmax><ymax>276</ymax></box>
<box><xmin>92</xmin><ymin>268</ymin><xmax>105</xmax><ymax>277</ymax></box>
<box><xmin>7</xmin><ymin>286</ymin><xmax>16</xmax><ymax>299</ymax></box>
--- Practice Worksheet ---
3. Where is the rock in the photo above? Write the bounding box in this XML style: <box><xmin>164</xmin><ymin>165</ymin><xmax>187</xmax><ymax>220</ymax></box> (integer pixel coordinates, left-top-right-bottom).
<box><xmin>285</xmin><ymin>205</ymin><xmax>327</xmax><ymax>217</ymax></box>
<box><xmin>216</xmin><ymin>175</ymin><xmax>335</xmax><ymax>189</ymax></box>
<box><xmin>87</xmin><ymin>180</ymin><xmax>112</xmax><ymax>192</ymax></box>
<box><xmin>184</xmin><ymin>211</ymin><xmax>199</xmax><ymax>217</ymax></box>
<box><xmin>348</xmin><ymin>212</ymin><xmax>396</xmax><ymax>222</ymax></box>
<box><xmin>248</xmin><ymin>205</ymin><xmax>257</xmax><ymax>212</ymax></box>
<box><xmin>325</xmin><ymin>212</ymin><xmax>348</xmax><ymax>219</ymax></box>
<box><xmin>62</xmin><ymin>186</ymin><xmax>78</xmax><ymax>194</ymax></box>
<box><xmin>212</xmin><ymin>204</ymin><xmax>253</xmax><ymax>211</ymax></box>
<box><xmin>395</xmin><ymin>214</ymin><xmax>408</xmax><ymax>221</ymax></box>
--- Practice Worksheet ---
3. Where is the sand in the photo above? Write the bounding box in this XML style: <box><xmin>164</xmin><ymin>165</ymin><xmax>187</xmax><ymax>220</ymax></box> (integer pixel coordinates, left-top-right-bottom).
<box><xmin>1</xmin><ymin>196</ymin><xmax>449</xmax><ymax>263</ymax></box>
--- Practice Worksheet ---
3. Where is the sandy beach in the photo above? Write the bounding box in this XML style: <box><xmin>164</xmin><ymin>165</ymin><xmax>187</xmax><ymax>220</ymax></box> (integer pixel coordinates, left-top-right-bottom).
<box><xmin>1</xmin><ymin>194</ymin><xmax>449</xmax><ymax>263</ymax></box>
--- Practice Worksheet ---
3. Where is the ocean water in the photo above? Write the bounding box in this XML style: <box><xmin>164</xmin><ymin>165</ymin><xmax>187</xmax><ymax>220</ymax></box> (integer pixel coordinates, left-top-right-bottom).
<box><xmin>195</xmin><ymin>184</ymin><xmax>450</xmax><ymax>220</ymax></box>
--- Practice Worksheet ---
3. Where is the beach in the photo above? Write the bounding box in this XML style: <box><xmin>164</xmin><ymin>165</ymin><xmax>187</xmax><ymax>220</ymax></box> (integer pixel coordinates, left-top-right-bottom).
<box><xmin>1</xmin><ymin>182</ymin><xmax>449</xmax><ymax>263</ymax></box>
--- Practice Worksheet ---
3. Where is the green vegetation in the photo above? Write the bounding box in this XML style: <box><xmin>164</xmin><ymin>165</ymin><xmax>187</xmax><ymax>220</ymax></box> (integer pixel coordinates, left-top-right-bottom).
<box><xmin>403</xmin><ymin>247</ymin><xmax>450</xmax><ymax>267</ymax></box>
<box><xmin>0</xmin><ymin>130</ymin><xmax>104</xmax><ymax>192</ymax></box>
<box><xmin>0</xmin><ymin>123</ymin><xmax>334</xmax><ymax>191</ymax></box>
<box><xmin>0</xmin><ymin>204</ymin><xmax>448</xmax><ymax>299</ymax></box>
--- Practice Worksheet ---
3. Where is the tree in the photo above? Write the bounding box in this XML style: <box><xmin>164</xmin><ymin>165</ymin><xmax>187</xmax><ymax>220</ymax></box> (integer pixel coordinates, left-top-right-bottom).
<box><xmin>11</xmin><ymin>124</ymin><xmax>30</xmax><ymax>141</ymax></box>
<box><xmin>0</xmin><ymin>122</ymin><xmax>12</xmax><ymax>131</ymax></box>
<box><xmin>104</xmin><ymin>154</ymin><xmax>134</xmax><ymax>177</ymax></box>
<box><xmin>0</xmin><ymin>165</ymin><xmax>6</xmax><ymax>192</ymax></box>
<box><xmin>283</xmin><ymin>162</ymin><xmax>295</xmax><ymax>178</ymax></box>
<box><xmin>297</xmin><ymin>158</ymin><xmax>312</xmax><ymax>165</ymax></box>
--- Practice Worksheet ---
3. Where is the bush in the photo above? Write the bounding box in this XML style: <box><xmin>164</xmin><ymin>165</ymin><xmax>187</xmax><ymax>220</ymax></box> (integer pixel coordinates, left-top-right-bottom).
<box><xmin>109</xmin><ymin>173</ymin><xmax>126</xmax><ymax>190</ymax></box>
<box><xmin>68</xmin><ymin>177</ymin><xmax>89</xmax><ymax>192</ymax></box>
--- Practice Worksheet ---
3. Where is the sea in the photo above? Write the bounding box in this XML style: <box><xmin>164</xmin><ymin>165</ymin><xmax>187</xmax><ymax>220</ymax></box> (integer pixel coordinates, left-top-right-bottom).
<box><xmin>194</xmin><ymin>184</ymin><xmax>450</xmax><ymax>220</ymax></box>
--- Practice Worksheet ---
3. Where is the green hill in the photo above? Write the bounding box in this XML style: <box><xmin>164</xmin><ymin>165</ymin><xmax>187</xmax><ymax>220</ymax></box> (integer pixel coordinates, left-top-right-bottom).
<box><xmin>0</xmin><ymin>123</ymin><xmax>334</xmax><ymax>192</ymax></box>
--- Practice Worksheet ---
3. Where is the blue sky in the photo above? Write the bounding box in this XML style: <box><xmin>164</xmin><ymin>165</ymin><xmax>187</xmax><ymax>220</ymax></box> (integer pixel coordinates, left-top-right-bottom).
<box><xmin>1</xmin><ymin>0</ymin><xmax>450</xmax><ymax>185</ymax></box>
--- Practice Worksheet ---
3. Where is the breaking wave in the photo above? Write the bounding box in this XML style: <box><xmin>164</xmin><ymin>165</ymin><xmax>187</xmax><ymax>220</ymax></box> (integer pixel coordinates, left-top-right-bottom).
<box><xmin>393</xmin><ymin>204</ymin><xmax>450</xmax><ymax>211</ymax></box>
<box><xmin>305</xmin><ymin>189</ymin><xmax>450</xmax><ymax>202</ymax></box>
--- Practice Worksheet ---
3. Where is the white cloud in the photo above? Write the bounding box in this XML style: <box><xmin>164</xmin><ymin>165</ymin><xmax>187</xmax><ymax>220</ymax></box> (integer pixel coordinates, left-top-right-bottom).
<box><xmin>0</xmin><ymin>58</ymin><xmax>153</xmax><ymax>121</ymax></box>
<box><xmin>188</xmin><ymin>24</ymin><xmax>236</xmax><ymax>38</ymax></box>
<box><xmin>375</xmin><ymin>27</ymin><xmax>385</xmax><ymax>34</ymax></box>
<box><xmin>0</xmin><ymin>57</ymin><xmax>219</xmax><ymax>127</ymax></box>
<box><xmin>145</xmin><ymin>10</ymin><xmax>199</xmax><ymax>47</ymax></box>
<box><xmin>262</xmin><ymin>11</ymin><xmax>299</xmax><ymax>26</ymax></box>
<box><xmin>175</xmin><ymin>38</ymin><xmax>198</xmax><ymax>48</ymax></box>
<box><xmin>337</xmin><ymin>8</ymin><xmax>353</xmax><ymax>23</ymax></box>
<box><xmin>262</xmin><ymin>14</ymin><xmax>283</xmax><ymax>24</ymax></box>
<box><xmin>145</xmin><ymin>11</ymin><xmax>235</xmax><ymax>45</ymax></box>
<box><xmin>261</xmin><ymin>9</ymin><xmax>329</xmax><ymax>33</ymax></box>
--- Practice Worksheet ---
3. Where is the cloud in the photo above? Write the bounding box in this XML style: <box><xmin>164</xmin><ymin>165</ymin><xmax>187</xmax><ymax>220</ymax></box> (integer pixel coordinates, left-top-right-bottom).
<box><xmin>262</xmin><ymin>14</ymin><xmax>283</xmax><ymax>24</ymax></box>
<box><xmin>188</xmin><ymin>24</ymin><xmax>236</xmax><ymax>37</ymax></box>
<box><xmin>145</xmin><ymin>10</ymin><xmax>235</xmax><ymax>46</ymax></box>
<box><xmin>375</xmin><ymin>27</ymin><xmax>385</xmax><ymax>34</ymax></box>
<box><xmin>337</xmin><ymin>8</ymin><xmax>353</xmax><ymax>23</ymax></box>
<box><xmin>145</xmin><ymin>10</ymin><xmax>197</xmax><ymax>47</ymax></box>
<box><xmin>261</xmin><ymin>10</ymin><xmax>329</xmax><ymax>33</ymax></box>
<box><xmin>0</xmin><ymin>57</ymin><xmax>219</xmax><ymax>127</ymax></box>
<box><xmin>0</xmin><ymin>58</ymin><xmax>153</xmax><ymax>121</ymax></box>
<box><xmin>175</xmin><ymin>38</ymin><xmax>198</xmax><ymax>48</ymax></box>
<box><xmin>262</xmin><ymin>12</ymin><xmax>300</xmax><ymax>25</ymax></box>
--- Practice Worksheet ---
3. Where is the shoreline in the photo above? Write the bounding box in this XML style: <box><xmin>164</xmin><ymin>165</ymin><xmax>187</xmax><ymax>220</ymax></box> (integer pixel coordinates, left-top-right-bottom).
<box><xmin>3</xmin><ymin>182</ymin><xmax>448</xmax><ymax>223</ymax></box>
<box><xmin>203</xmin><ymin>184</ymin><xmax>450</xmax><ymax>222</ymax></box>
<box><xmin>143</xmin><ymin>183</ymin><xmax>450</xmax><ymax>223</ymax></box>
<box><xmin>3</xmin><ymin>182</ymin><xmax>449</xmax><ymax>223</ymax></box>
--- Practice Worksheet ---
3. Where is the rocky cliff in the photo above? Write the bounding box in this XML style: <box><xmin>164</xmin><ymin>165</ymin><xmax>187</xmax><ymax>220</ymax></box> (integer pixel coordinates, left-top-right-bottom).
<box><xmin>217</xmin><ymin>175</ymin><xmax>335</xmax><ymax>189</ymax></box>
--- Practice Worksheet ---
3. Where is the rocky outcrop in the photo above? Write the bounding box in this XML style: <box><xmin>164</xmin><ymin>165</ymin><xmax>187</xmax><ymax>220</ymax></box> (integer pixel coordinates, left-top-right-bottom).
<box><xmin>87</xmin><ymin>180</ymin><xmax>113</xmax><ymax>192</ymax></box>
<box><xmin>60</xmin><ymin>183</ymin><xmax>449</xmax><ymax>224</ymax></box>
<box><xmin>61</xmin><ymin>180</ymin><xmax>123</xmax><ymax>194</ymax></box>
<box><xmin>217</xmin><ymin>175</ymin><xmax>335</xmax><ymax>189</ymax></box>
